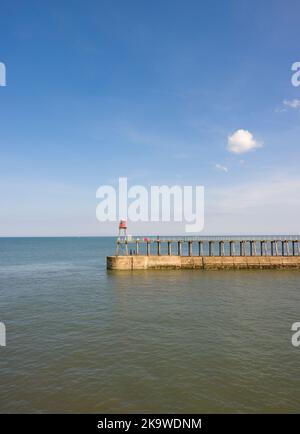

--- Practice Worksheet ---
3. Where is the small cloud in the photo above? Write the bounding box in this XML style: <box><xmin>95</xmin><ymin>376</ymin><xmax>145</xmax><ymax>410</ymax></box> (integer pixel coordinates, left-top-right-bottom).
<box><xmin>275</xmin><ymin>107</ymin><xmax>287</xmax><ymax>113</ymax></box>
<box><xmin>227</xmin><ymin>129</ymin><xmax>262</xmax><ymax>154</ymax></box>
<box><xmin>215</xmin><ymin>163</ymin><xmax>228</xmax><ymax>173</ymax></box>
<box><xmin>283</xmin><ymin>99</ymin><xmax>300</xmax><ymax>109</ymax></box>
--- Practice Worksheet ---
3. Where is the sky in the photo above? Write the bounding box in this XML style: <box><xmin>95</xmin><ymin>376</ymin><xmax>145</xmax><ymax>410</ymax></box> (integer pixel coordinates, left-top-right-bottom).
<box><xmin>0</xmin><ymin>0</ymin><xmax>300</xmax><ymax>236</ymax></box>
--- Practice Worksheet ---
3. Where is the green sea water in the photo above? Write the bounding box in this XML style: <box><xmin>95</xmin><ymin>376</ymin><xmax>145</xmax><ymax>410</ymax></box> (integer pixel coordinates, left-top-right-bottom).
<box><xmin>0</xmin><ymin>237</ymin><xmax>299</xmax><ymax>413</ymax></box>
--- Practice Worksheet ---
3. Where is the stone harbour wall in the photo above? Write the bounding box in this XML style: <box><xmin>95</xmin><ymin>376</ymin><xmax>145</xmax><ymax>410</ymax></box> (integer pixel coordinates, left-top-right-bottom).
<box><xmin>107</xmin><ymin>255</ymin><xmax>300</xmax><ymax>270</ymax></box>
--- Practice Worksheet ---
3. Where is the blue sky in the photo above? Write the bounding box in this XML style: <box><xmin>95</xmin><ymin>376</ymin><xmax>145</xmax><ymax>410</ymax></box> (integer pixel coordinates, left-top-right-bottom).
<box><xmin>0</xmin><ymin>0</ymin><xmax>300</xmax><ymax>235</ymax></box>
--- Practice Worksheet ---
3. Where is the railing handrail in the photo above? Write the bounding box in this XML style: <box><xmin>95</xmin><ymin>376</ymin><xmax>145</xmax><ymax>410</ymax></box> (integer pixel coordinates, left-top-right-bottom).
<box><xmin>118</xmin><ymin>235</ymin><xmax>300</xmax><ymax>242</ymax></box>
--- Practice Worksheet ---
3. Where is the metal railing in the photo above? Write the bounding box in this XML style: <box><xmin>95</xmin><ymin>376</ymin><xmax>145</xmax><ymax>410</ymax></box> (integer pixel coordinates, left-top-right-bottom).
<box><xmin>115</xmin><ymin>236</ymin><xmax>300</xmax><ymax>257</ymax></box>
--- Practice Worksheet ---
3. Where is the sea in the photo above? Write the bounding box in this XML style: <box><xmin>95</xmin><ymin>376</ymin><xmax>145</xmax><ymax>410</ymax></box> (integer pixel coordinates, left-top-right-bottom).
<box><xmin>0</xmin><ymin>237</ymin><xmax>299</xmax><ymax>413</ymax></box>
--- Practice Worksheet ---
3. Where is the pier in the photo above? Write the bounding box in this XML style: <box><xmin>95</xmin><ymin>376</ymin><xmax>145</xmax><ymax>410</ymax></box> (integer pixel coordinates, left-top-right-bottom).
<box><xmin>107</xmin><ymin>236</ymin><xmax>300</xmax><ymax>270</ymax></box>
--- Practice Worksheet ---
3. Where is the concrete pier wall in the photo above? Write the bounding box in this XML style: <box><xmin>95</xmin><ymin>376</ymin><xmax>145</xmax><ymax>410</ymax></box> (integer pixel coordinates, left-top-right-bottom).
<box><xmin>107</xmin><ymin>255</ymin><xmax>300</xmax><ymax>270</ymax></box>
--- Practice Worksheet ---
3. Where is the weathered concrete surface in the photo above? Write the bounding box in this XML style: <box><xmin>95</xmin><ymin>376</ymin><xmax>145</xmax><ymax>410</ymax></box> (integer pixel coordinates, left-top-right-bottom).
<box><xmin>107</xmin><ymin>255</ymin><xmax>300</xmax><ymax>270</ymax></box>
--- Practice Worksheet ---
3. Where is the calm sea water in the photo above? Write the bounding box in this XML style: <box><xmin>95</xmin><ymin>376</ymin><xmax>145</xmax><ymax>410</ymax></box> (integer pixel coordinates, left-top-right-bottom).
<box><xmin>0</xmin><ymin>237</ymin><xmax>299</xmax><ymax>413</ymax></box>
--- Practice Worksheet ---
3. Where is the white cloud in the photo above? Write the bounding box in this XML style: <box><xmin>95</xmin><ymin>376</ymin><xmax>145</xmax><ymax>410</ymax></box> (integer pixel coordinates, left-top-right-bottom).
<box><xmin>227</xmin><ymin>129</ymin><xmax>262</xmax><ymax>154</ymax></box>
<box><xmin>283</xmin><ymin>99</ymin><xmax>300</xmax><ymax>109</ymax></box>
<box><xmin>275</xmin><ymin>107</ymin><xmax>287</xmax><ymax>113</ymax></box>
<box><xmin>215</xmin><ymin>163</ymin><xmax>228</xmax><ymax>173</ymax></box>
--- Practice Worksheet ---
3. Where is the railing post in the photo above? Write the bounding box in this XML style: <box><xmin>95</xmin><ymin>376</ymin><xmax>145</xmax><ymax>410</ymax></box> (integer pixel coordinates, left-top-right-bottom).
<box><xmin>198</xmin><ymin>241</ymin><xmax>203</xmax><ymax>256</ymax></box>
<box><xmin>264</xmin><ymin>241</ymin><xmax>268</xmax><ymax>256</ymax></box>
<box><xmin>178</xmin><ymin>241</ymin><xmax>182</xmax><ymax>256</ymax></box>
<box><xmin>157</xmin><ymin>241</ymin><xmax>161</xmax><ymax>256</ymax></box>
<box><xmin>253</xmin><ymin>241</ymin><xmax>257</xmax><ymax>256</ymax></box>
<box><xmin>209</xmin><ymin>241</ymin><xmax>213</xmax><ymax>256</ymax></box>
<box><xmin>219</xmin><ymin>241</ymin><xmax>224</xmax><ymax>256</ymax></box>
<box><xmin>188</xmin><ymin>241</ymin><xmax>192</xmax><ymax>256</ymax></box>
<box><xmin>147</xmin><ymin>242</ymin><xmax>150</xmax><ymax>256</ymax></box>
<box><xmin>240</xmin><ymin>241</ymin><xmax>243</xmax><ymax>256</ymax></box>
<box><xmin>286</xmin><ymin>240</ymin><xmax>290</xmax><ymax>256</ymax></box>
<box><xmin>282</xmin><ymin>241</ymin><xmax>285</xmax><ymax>256</ymax></box>
<box><xmin>275</xmin><ymin>241</ymin><xmax>279</xmax><ymax>256</ymax></box>
<box><xmin>136</xmin><ymin>241</ymin><xmax>139</xmax><ymax>255</ymax></box>
<box><xmin>168</xmin><ymin>241</ymin><xmax>171</xmax><ymax>256</ymax></box>
<box><xmin>292</xmin><ymin>241</ymin><xmax>296</xmax><ymax>256</ymax></box>
<box><xmin>271</xmin><ymin>241</ymin><xmax>274</xmax><ymax>256</ymax></box>
<box><xmin>230</xmin><ymin>241</ymin><xmax>235</xmax><ymax>256</ymax></box>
